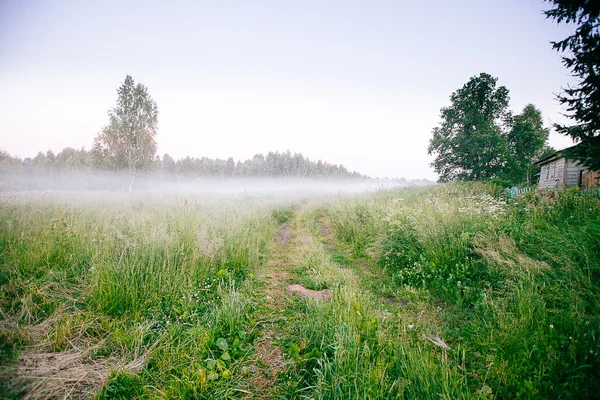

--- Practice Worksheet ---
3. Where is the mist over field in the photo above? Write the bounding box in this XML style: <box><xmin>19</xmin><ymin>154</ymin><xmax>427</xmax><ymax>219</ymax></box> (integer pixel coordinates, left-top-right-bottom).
<box><xmin>0</xmin><ymin>172</ymin><xmax>431</xmax><ymax>198</ymax></box>
<box><xmin>2</xmin><ymin>0</ymin><xmax>599</xmax><ymax>398</ymax></box>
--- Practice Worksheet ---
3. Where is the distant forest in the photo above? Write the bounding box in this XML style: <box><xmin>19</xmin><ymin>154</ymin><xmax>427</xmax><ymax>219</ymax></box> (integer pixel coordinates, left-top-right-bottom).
<box><xmin>0</xmin><ymin>148</ymin><xmax>367</xmax><ymax>179</ymax></box>
<box><xmin>0</xmin><ymin>75</ymin><xmax>367</xmax><ymax>183</ymax></box>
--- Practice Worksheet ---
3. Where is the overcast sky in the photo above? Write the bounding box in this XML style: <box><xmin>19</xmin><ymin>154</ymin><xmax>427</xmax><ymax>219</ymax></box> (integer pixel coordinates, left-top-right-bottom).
<box><xmin>0</xmin><ymin>0</ymin><xmax>577</xmax><ymax>179</ymax></box>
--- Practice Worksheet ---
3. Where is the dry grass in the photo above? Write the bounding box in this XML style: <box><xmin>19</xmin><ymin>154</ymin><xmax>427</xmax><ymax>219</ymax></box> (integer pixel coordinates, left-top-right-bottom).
<box><xmin>13</xmin><ymin>348</ymin><xmax>114</xmax><ymax>399</ymax></box>
<box><xmin>474</xmin><ymin>233</ymin><xmax>551</xmax><ymax>276</ymax></box>
<box><xmin>248</xmin><ymin>331</ymin><xmax>287</xmax><ymax>399</ymax></box>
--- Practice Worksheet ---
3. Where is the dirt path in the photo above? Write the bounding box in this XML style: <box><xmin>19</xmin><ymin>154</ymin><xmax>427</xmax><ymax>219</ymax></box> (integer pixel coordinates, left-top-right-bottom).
<box><xmin>247</xmin><ymin>223</ymin><xmax>294</xmax><ymax>398</ymax></box>
<box><xmin>248</xmin><ymin>213</ymin><xmax>340</xmax><ymax>398</ymax></box>
<box><xmin>246</xmin><ymin>208</ymin><xmax>415</xmax><ymax>398</ymax></box>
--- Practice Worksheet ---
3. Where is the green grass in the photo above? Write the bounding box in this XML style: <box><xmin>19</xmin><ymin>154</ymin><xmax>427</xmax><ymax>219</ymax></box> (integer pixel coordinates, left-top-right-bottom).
<box><xmin>0</xmin><ymin>193</ymin><xmax>277</xmax><ymax>398</ymax></box>
<box><xmin>327</xmin><ymin>183</ymin><xmax>600</xmax><ymax>399</ymax></box>
<box><xmin>1</xmin><ymin>185</ymin><xmax>599</xmax><ymax>399</ymax></box>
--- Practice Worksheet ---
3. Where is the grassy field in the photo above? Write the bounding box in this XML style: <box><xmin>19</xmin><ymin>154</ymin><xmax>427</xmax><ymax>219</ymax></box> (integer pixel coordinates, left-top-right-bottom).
<box><xmin>0</xmin><ymin>184</ymin><xmax>599</xmax><ymax>399</ymax></box>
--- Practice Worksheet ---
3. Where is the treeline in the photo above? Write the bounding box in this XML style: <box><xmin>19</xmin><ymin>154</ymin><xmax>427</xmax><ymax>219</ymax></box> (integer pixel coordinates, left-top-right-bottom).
<box><xmin>0</xmin><ymin>148</ymin><xmax>367</xmax><ymax>179</ymax></box>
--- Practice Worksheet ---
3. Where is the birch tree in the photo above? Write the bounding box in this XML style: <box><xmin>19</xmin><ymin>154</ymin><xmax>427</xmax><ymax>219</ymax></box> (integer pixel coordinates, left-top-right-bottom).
<box><xmin>93</xmin><ymin>75</ymin><xmax>158</xmax><ymax>190</ymax></box>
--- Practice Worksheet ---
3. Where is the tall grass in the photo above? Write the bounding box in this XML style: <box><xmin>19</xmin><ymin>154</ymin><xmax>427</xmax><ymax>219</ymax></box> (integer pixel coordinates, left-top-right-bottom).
<box><xmin>328</xmin><ymin>183</ymin><xmax>600</xmax><ymax>398</ymax></box>
<box><xmin>0</xmin><ymin>193</ymin><xmax>277</xmax><ymax>398</ymax></box>
<box><xmin>2</xmin><ymin>185</ymin><xmax>599</xmax><ymax>399</ymax></box>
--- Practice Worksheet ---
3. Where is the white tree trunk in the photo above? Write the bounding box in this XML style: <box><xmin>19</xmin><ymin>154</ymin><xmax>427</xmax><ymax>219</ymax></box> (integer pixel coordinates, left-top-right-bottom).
<box><xmin>128</xmin><ymin>165</ymin><xmax>136</xmax><ymax>191</ymax></box>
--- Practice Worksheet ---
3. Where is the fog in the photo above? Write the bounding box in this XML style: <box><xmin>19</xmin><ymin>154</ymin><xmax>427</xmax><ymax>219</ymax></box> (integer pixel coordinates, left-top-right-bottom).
<box><xmin>0</xmin><ymin>172</ymin><xmax>434</xmax><ymax>204</ymax></box>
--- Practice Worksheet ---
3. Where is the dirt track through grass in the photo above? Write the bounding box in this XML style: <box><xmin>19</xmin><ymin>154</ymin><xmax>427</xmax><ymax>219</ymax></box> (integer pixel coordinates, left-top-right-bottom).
<box><xmin>248</xmin><ymin>208</ymin><xmax>363</xmax><ymax>398</ymax></box>
<box><xmin>258</xmin><ymin>206</ymin><xmax>469</xmax><ymax>398</ymax></box>
<box><xmin>248</xmin><ymin>222</ymin><xmax>293</xmax><ymax>398</ymax></box>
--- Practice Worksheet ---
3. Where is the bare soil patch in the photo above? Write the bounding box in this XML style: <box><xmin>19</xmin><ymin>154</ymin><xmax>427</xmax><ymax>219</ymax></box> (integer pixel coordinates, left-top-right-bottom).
<box><xmin>249</xmin><ymin>330</ymin><xmax>287</xmax><ymax>398</ymax></box>
<box><xmin>275</xmin><ymin>223</ymin><xmax>292</xmax><ymax>245</ymax></box>
<box><xmin>287</xmin><ymin>284</ymin><xmax>332</xmax><ymax>301</ymax></box>
<box><xmin>383</xmin><ymin>296</ymin><xmax>407</xmax><ymax>307</ymax></box>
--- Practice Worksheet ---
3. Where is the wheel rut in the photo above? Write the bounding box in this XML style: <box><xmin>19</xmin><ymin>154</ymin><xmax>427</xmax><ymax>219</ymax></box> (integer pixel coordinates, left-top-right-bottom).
<box><xmin>247</xmin><ymin>208</ymin><xmax>392</xmax><ymax>398</ymax></box>
<box><xmin>246</xmin><ymin>222</ymin><xmax>294</xmax><ymax>399</ymax></box>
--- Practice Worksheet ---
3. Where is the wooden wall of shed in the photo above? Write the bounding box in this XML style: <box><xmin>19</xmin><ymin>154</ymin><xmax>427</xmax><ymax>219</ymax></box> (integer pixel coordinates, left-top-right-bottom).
<box><xmin>565</xmin><ymin>160</ymin><xmax>586</xmax><ymax>187</ymax></box>
<box><xmin>582</xmin><ymin>170</ymin><xmax>600</xmax><ymax>189</ymax></box>
<box><xmin>538</xmin><ymin>158</ymin><xmax>566</xmax><ymax>189</ymax></box>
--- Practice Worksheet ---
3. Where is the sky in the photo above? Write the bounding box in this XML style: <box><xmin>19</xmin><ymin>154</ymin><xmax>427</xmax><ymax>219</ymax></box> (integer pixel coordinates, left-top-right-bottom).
<box><xmin>0</xmin><ymin>0</ymin><xmax>578</xmax><ymax>180</ymax></box>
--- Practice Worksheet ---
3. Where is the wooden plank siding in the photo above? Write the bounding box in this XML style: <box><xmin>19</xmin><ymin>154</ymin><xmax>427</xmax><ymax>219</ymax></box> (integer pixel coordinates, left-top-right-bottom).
<box><xmin>538</xmin><ymin>158</ymin><xmax>566</xmax><ymax>189</ymax></box>
<box><xmin>582</xmin><ymin>170</ymin><xmax>600</xmax><ymax>190</ymax></box>
<box><xmin>535</xmin><ymin>144</ymin><xmax>599</xmax><ymax>189</ymax></box>
<box><xmin>537</xmin><ymin>158</ymin><xmax>594</xmax><ymax>189</ymax></box>
<box><xmin>565</xmin><ymin>160</ymin><xmax>586</xmax><ymax>187</ymax></box>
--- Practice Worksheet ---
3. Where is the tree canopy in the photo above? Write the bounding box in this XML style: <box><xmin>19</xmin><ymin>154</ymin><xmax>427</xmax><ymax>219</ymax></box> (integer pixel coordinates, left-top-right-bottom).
<box><xmin>428</xmin><ymin>73</ymin><xmax>511</xmax><ymax>182</ymax></box>
<box><xmin>0</xmin><ymin>148</ymin><xmax>366</xmax><ymax>180</ymax></box>
<box><xmin>428</xmin><ymin>73</ymin><xmax>552</xmax><ymax>184</ymax></box>
<box><xmin>505</xmin><ymin>104</ymin><xmax>553</xmax><ymax>184</ymax></box>
<box><xmin>93</xmin><ymin>75</ymin><xmax>158</xmax><ymax>188</ymax></box>
<box><xmin>545</xmin><ymin>0</ymin><xmax>600</xmax><ymax>170</ymax></box>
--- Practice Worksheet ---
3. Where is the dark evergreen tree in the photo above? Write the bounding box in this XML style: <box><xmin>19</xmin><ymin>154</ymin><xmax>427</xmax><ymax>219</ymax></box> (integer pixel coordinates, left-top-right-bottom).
<box><xmin>545</xmin><ymin>0</ymin><xmax>600</xmax><ymax>170</ymax></box>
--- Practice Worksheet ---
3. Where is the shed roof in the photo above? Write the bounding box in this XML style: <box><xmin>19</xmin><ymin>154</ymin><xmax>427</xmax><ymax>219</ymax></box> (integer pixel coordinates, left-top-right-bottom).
<box><xmin>534</xmin><ymin>144</ymin><xmax>578</xmax><ymax>166</ymax></box>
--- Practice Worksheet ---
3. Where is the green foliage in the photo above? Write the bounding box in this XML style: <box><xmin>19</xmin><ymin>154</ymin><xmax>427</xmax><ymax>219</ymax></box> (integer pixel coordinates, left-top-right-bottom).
<box><xmin>97</xmin><ymin>371</ymin><xmax>146</xmax><ymax>399</ymax></box>
<box><xmin>331</xmin><ymin>201</ymin><xmax>381</xmax><ymax>257</ymax></box>
<box><xmin>328</xmin><ymin>184</ymin><xmax>600</xmax><ymax>398</ymax></box>
<box><xmin>379</xmin><ymin>204</ymin><xmax>489</xmax><ymax>304</ymax></box>
<box><xmin>0</xmin><ymin>328</ymin><xmax>26</xmax><ymax>365</ymax></box>
<box><xmin>3</xmin><ymin>186</ymin><xmax>599</xmax><ymax>399</ymax></box>
<box><xmin>0</xmin><ymin>148</ymin><xmax>367</xmax><ymax>183</ymax></box>
<box><xmin>271</xmin><ymin>205</ymin><xmax>295</xmax><ymax>224</ymax></box>
<box><xmin>0</xmin><ymin>193</ymin><xmax>277</xmax><ymax>398</ymax></box>
<box><xmin>428</xmin><ymin>74</ymin><xmax>552</xmax><ymax>184</ymax></box>
<box><xmin>379</xmin><ymin>216</ymin><xmax>422</xmax><ymax>273</ymax></box>
<box><xmin>92</xmin><ymin>75</ymin><xmax>159</xmax><ymax>177</ymax></box>
<box><xmin>505</xmin><ymin>104</ymin><xmax>552</xmax><ymax>184</ymax></box>
<box><xmin>545</xmin><ymin>0</ymin><xmax>600</xmax><ymax>170</ymax></box>
<box><xmin>428</xmin><ymin>73</ymin><xmax>511</xmax><ymax>182</ymax></box>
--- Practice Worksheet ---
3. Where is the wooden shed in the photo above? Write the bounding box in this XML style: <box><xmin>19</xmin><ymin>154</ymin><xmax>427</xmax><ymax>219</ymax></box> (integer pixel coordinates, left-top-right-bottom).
<box><xmin>535</xmin><ymin>145</ymin><xmax>599</xmax><ymax>189</ymax></box>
